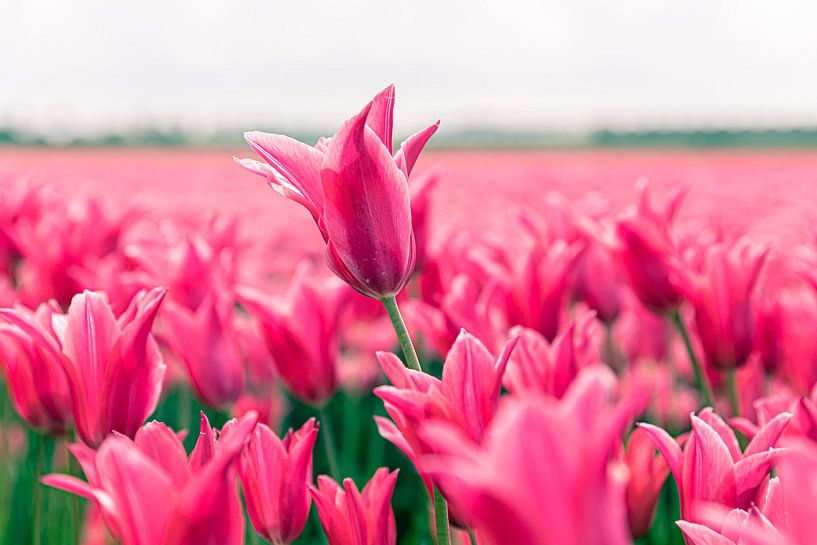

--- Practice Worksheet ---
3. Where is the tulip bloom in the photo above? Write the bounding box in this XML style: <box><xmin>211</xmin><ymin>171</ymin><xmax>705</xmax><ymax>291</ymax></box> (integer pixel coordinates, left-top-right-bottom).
<box><xmin>43</xmin><ymin>411</ymin><xmax>258</xmax><ymax>545</ymax></box>
<box><xmin>374</xmin><ymin>331</ymin><xmax>518</xmax><ymax>493</ymax></box>
<box><xmin>236</xmin><ymin>85</ymin><xmax>438</xmax><ymax>299</ymax></box>
<box><xmin>0</xmin><ymin>301</ymin><xmax>71</xmax><ymax>433</ymax></box>
<box><xmin>688</xmin><ymin>241</ymin><xmax>769</xmax><ymax>370</ymax></box>
<box><xmin>239</xmin><ymin>267</ymin><xmax>340</xmax><ymax>405</ymax></box>
<box><xmin>2</xmin><ymin>288</ymin><xmax>166</xmax><ymax>446</ymax></box>
<box><xmin>239</xmin><ymin>419</ymin><xmax>318</xmax><ymax>544</ymax></box>
<box><xmin>310</xmin><ymin>468</ymin><xmax>398</xmax><ymax>545</ymax></box>
<box><xmin>639</xmin><ymin>408</ymin><xmax>791</xmax><ymax>523</ymax></box>
<box><xmin>678</xmin><ymin>476</ymin><xmax>785</xmax><ymax>545</ymax></box>
<box><xmin>163</xmin><ymin>295</ymin><xmax>245</xmax><ymax>409</ymax></box>
<box><xmin>421</xmin><ymin>367</ymin><xmax>645</xmax><ymax>545</ymax></box>
<box><xmin>573</xmin><ymin>235</ymin><xmax>622</xmax><ymax>323</ymax></box>
<box><xmin>502</xmin><ymin>311</ymin><xmax>598</xmax><ymax>398</ymax></box>
<box><xmin>614</xmin><ymin>182</ymin><xmax>690</xmax><ymax>313</ymax></box>
<box><xmin>623</xmin><ymin>427</ymin><xmax>669</xmax><ymax>539</ymax></box>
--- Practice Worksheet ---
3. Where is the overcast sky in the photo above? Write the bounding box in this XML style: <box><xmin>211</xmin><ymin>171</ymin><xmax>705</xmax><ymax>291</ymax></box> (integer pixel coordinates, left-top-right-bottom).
<box><xmin>2</xmin><ymin>0</ymin><xmax>817</xmax><ymax>135</ymax></box>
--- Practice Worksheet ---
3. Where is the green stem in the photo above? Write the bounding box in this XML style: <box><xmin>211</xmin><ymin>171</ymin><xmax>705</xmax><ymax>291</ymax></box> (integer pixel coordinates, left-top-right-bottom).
<box><xmin>433</xmin><ymin>487</ymin><xmax>452</xmax><ymax>545</ymax></box>
<box><xmin>32</xmin><ymin>434</ymin><xmax>45</xmax><ymax>545</ymax></box>
<box><xmin>468</xmin><ymin>530</ymin><xmax>478</xmax><ymax>545</ymax></box>
<box><xmin>319</xmin><ymin>406</ymin><xmax>341</xmax><ymax>481</ymax></box>
<box><xmin>727</xmin><ymin>369</ymin><xmax>741</xmax><ymax>417</ymax></box>
<box><xmin>67</xmin><ymin>434</ymin><xmax>82</xmax><ymax>541</ymax></box>
<box><xmin>381</xmin><ymin>296</ymin><xmax>423</xmax><ymax>372</ymax></box>
<box><xmin>671</xmin><ymin>310</ymin><xmax>714</xmax><ymax>408</ymax></box>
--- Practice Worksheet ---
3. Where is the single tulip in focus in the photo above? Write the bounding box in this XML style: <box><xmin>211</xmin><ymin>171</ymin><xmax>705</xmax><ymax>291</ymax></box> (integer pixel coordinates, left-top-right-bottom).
<box><xmin>688</xmin><ymin>241</ymin><xmax>769</xmax><ymax>370</ymax></box>
<box><xmin>236</xmin><ymin>85</ymin><xmax>438</xmax><ymax>299</ymax></box>
<box><xmin>43</xmin><ymin>411</ymin><xmax>258</xmax><ymax>545</ymax></box>
<box><xmin>614</xmin><ymin>181</ymin><xmax>690</xmax><ymax>313</ymax></box>
<box><xmin>239</xmin><ymin>267</ymin><xmax>341</xmax><ymax>405</ymax></box>
<box><xmin>163</xmin><ymin>294</ymin><xmax>245</xmax><ymax>408</ymax></box>
<box><xmin>374</xmin><ymin>330</ymin><xmax>518</xmax><ymax>493</ymax></box>
<box><xmin>421</xmin><ymin>367</ymin><xmax>645</xmax><ymax>545</ymax></box>
<box><xmin>0</xmin><ymin>301</ymin><xmax>72</xmax><ymax>433</ymax></box>
<box><xmin>622</xmin><ymin>426</ymin><xmax>670</xmax><ymax>539</ymax></box>
<box><xmin>310</xmin><ymin>468</ymin><xmax>399</xmax><ymax>545</ymax></box>
<box><xmin>639</xmin><ymin>407</ymin><xmax>791</xmax><ymax>523</ymax></box>
<box><xmin>3</xmin><ymin>288</ymin><xmax>166</xmax><ymax>446</ymax></box>
<box><xmin>239</xmin><ymin>419</ymin><xmax>319</xmax><ymax>545</ymax></box>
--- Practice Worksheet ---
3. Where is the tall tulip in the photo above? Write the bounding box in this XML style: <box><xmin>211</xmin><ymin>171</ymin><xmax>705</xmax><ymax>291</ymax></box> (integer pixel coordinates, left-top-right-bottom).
<box><xmin>310</xmin><ymin>468</ymin><xmax>399</xmax><ymax>545</ymax></box>
<box><xmin>236</xmin><ymin>85</ymin><xmax>438</xmax><ymax>300</ymax></box>
<box><xmin>239</xmin><ymin>419</ymin><xmax>319</xmax><ymax>545</ymax></box>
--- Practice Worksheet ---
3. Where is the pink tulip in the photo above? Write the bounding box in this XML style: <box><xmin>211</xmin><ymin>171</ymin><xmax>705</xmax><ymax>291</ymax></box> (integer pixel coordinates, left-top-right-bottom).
<box><xmin>162</xmin><ymin>294</ymin><xmax>245</xmax><ymax>409</ymax></box>
<box><xmin>573</xmin><ymin>233</ymin><xmax>623</xmax><ymax>323</ymax></box>
<box><xmin>236</xmin><ymin>85</ymin><xmax>438</xmax><ymax>299</ymax></box>
<box><xmin>503</xmin><ymin>235</ymin><xmax>577</xmax><ymax>342</ymax></box>
<box><xmin>0</xmin><ymin>301</ymin><xmax>72</xmax><ymax>433</ymax></box>
<box><xmin>239</xmin><ymin>419</ymin><xmax>318</xmax><ymax>544</ymax></box>
<box><xmin>622</xmin><ymin>427</ymin><xmax>670</xmax><ymax>539</ymax></box>
<box><xmin>639</xmin><ymin>408</ymin><xmax>791</xmax><ymax>523</ymax></box>
<box><xmin>614</xmin><ymin>181</ymin><xmax>690</xmax><ymax>313</ymax></box>
<box><xmin>409</xmin><ymin>173</ymin><xmax>438</xmax><ymax>271</ymax></box>
<box><xmin>239</xmin><ymin>267</ymin><xmax>340</xmax><ymax>405</ymax></box>
<box><xmin>374</xmin><ymin>331</ymin><xmax>518</xmax><ymax>493</ymax></box>
<box><xmin>688</xmin><ymin>240</ymin><xmax>768</xmax><ymax>370</ymax></box>
<box><xmin>310</xmin><ymin>468</ymin><xmax>399</xmax><ymax>545</ymax></box>
<box><xmin>2</xmin><ymin>288</ymin><xmax>166</xmax><ymax>446</ymax></box>
<box><xmin>43</xmin><ymin>411</ymin><xmax>258</xmax><ymax>545</ymax></box>
<box><xmin>421</xmin><ymin>367</ymin><xmax>644</xmax><ymax>545</ymax></box>
<box><xmin>678</xmin><ymin>478</ymin><xmax>784</xmax><ymax>545</ymax></box>
<box><xmin>502</xmin><ymin>311</ymin><xmax>598</xmax><ymax>398</ymax></box>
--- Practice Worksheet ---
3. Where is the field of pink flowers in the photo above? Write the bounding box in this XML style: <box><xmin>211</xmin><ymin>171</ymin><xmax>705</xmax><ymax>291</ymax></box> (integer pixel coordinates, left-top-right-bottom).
<box><xmin>1</xmin><ymin>87</ymin><xmax>817</xmax><ymax>545</ymax></box>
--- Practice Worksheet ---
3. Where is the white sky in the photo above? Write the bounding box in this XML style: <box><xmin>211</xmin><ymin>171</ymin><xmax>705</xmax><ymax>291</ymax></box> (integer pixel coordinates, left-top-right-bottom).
<box><xmin>2</xmin><ymin>0</ymin><xmax>817</xmax><ymax>135</ymax></box>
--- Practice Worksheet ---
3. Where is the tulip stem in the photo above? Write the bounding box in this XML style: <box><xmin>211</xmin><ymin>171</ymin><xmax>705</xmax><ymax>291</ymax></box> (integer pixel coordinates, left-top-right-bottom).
<box><xmin>319</xmin><ymin>406</ymin><xmax>341</xmax><ymax>481</ymax></box>
<box><xmin>468</xmin><ymin>530</ymin><xmax>478</xmax><ymax>545</ymax></box>
<box><xmin>381</xmin><ymin>296</ymin><xmax>423</xmax><ymax>372</ymax></box>
<box><xmin>32</xmin><ymin>433</ymin><xmax>45</xmax><ymax>545</ymax></box>
<box><xmin>727</xmin><ymin>369</ymin><xmax>741</xmax><ymax>417</ymax></box>
<box><xmin>433</xmin><ymin>487</ymin><xmax>452</xmax><ymax>545</ymax></box>
<box><xmin>671</xmin><ymin>310</ymin><xmax>714</xmax><ymax>408</ymax></box>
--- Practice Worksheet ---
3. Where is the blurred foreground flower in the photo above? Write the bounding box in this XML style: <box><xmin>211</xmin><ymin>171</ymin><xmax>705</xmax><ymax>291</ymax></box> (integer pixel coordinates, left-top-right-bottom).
<box><xmin>44</xmin><ymin>412</ymin><xmax>258</xmax><ymax>545</ymax></box>
<box><xmin>421</xmin><ymin>367</ymin><xmax>644</xmax><ymax>545</ymax></box>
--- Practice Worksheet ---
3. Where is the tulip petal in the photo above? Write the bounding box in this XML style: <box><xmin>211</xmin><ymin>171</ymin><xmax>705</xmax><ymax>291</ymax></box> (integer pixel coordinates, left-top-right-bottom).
<box><xmin>320</xmin><ymin>101</ymin><xmax>414</xmax><ymax>298</ymax></box>
<box><xmin>394</xmin><ymin>121</ymin><xmax>440</xmax><ymax>177</ymax></box>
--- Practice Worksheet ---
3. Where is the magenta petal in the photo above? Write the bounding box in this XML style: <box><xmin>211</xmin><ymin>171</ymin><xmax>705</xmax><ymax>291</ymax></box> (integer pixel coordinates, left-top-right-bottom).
<box><xmin>638</xmin><ymin>422</ymin><xmax>683</xmax><ymax>485</ymax></box>
<box><xmin>394</xmin><ymin>120</ymin><xmax>440</xmax><ymax>177</ymax></box>
<box><xmin>676</xmin><ymin>521</ymin><xmax>736</xmax><ymax>545</ymax></box>
<box><xmin>366</xmin><ymin>84</ymin><xmax>395</xmax><ymax>153</ymax></box>
<box><xmin>320</xmin><ymin>102</ymin><xmax>414</xmax><ymax>298</ymax></box>
<box><xmin>243</xmin><ymin>131</ymin><xmax>325</xmax><ymax>222</ymax></box>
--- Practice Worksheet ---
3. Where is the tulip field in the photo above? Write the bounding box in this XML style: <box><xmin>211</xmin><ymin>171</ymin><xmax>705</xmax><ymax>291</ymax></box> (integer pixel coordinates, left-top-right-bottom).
<box><xmin>2</xmin><ymin>87</ymin><xmax>817</xmax><ymax>545</ymax></box>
